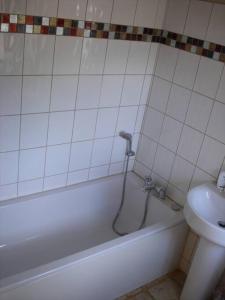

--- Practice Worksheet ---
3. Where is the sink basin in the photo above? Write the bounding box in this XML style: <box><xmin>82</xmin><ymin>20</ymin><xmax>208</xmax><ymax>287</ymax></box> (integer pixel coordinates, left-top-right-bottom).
<box><xmin>181</xmin><ymin>183</ymin><xmax>225</xmax><ymax>300</ymax></box>
<box><xmin>184</xmin><ymin>183</ymin><xmax>225</xmax><ymax>247</ymax></box>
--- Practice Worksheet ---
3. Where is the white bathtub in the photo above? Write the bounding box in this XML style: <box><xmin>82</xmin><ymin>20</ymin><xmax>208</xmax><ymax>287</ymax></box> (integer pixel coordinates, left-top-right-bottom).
<box><xmin>0</xmin><ymin>172</ymin><xmax>187</xmax><ymax>300</ymax></box>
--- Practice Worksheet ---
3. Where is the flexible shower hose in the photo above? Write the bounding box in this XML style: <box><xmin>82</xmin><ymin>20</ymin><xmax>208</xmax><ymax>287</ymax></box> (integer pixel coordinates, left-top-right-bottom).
<box><xmin>112</xmin><ymin>155</ymin><xmax>152</xmax><ymax>236</ymax></box>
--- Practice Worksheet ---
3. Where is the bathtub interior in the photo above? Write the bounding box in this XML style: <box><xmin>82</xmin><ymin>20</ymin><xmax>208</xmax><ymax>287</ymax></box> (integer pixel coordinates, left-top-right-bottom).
<box><xmin>0</xmin><ymin>172</ymin><xmax>178</xmax><ymax>282</ymax></box>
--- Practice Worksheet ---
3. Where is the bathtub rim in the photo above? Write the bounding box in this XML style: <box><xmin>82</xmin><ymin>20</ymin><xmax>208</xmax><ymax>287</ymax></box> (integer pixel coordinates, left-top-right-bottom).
<box><xmin>0</xmin><ymin>172</ymin><xmax>143</xmax><ymax>208</ymax></box>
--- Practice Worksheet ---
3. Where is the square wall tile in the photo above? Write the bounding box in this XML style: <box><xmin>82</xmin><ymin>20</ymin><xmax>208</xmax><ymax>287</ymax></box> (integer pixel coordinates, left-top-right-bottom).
<box><xmin>164</xmin><ymin>0</ymin><xmax>189</xmax><ymax>34</ymax></box>
<box><xmin>16</xmin><ymin>181</ymin><xmax>39</xmax><ymax>200</ymax></box>
<box><xmin>0</xmin><ymin>116</ymin><xmax>20</xmax><ymax>152</ymax></box>
<box><xmin>146</xmin><ymin>43</ymin><xmax>159</xmax><ymax>75</ymax></box>
<box><xmin>45</xmin><ymin>144</ymin><xmax>70</xmax><ymax>176</ymax></box>
<box><xmin>18</xmin><ymin>178</ymin><xmax>43</xmax><ymax>197</ymax></box>
<box><xmin>137</xmin><ymin>135</ymin><xmax>157</xmax><ymax>169</ymax></box>
<box><xmin>20</xmin><ymin>113</ymin><xmax>48</xmax><ymax>149</ymax></box>
<box><xmin>166</xmin><ymin>84</ymin><xmax>191</xmax><ymax>122</ymax></box>
<box><xmin>0</xmin><ymin>33</ymin><xmax>24</xmax><ymax>75</ymax></box>
<box><xmin>121</xmin><ymin>75</ymin><xmax>144</xmax><ymax>106</ymax></box>
<box><xmin>104</xmin><ymin>40</ymin><xmax>130</xmax><ymax>75</ymax></box>
<box><xmin>153</xmin><ymin>145</ymin><xmax>175</xmax><ymax>181</ymax></box>
<box><xmin>69</xmin><ymin>141</ymin><xmax>92</xmax><ymax>171</ymax></box>
<box><xmin>116</xmin><ymin>106</ymin><xmax>138</xmax><ymax>134</ymax></box>
<box><xmin>0</xmin><ymin>151</ymin><xmax>18</xmax><ymax>185</ymax></box>
<box><xmin>0</xmin><ymin>0</ymin><xmax>26</xmax><ymax>14</ymax></box>
<box><xmin>155</xmin><ymin>45</ymin><xmax>178</xmax><ymax>82</ymax></box>
<box><xmin>149</xmin><ymin>76</ymin><xmax>171</xmax><ymax>113</ymax></box>
<box><xmin>26</xmin><ymin>0</ymin><xmax>58</xmax><ymax>16</ymax></box>
<box><xmin>207</xmin><ymin>101</ymin><xmax>225</xmax><ymax>144</ymax></box>
<box><xmin>111</xmin><ymin>136</ymin><xmax>126</xmax><ymax>163</ymax></box>
<box><xmin>67</xmin><ymin>169</ymin><xmax>89</xmax><ymax>185</ymax></box>
<box><xmin>197</xmin><ymin>136</ymin><xmax>225</xmax><ymax>177</ymax></box>
<box><xmin>58</xmin><ymin>0</ymin><xmax>87</xmax><ymax>19</ymax></box>
<box><xmin>216</xmin><ymin>67</ymin><xmax>225</xmax><ymax>104</ymax></box>
<box><xmin>178</xmin><ymin>125</ymin><xmax>204</xmax><ymax>164</ymax></box>
<box><xmin>154</xmin><ymin>0</ymin><xmax>168</xmax><ymax>29</ymax></box>
<box><xmin>53</xmin><ymin>37</ymin><xmax>83</xmax><ymax>75</ymax></box>
<box><xmin>143</xmin><ymin>107</ymin><xmax>164</xmax><ymax>142</ymax></box>
<box><xmin>91</xmin><ymin>137</ymin><xmax>113</xmax><ymax>167</ymax></box>
<box><xmin>76</xmin><ymin>75</ymin><xmax>102</xmax><ymax>109</ymax></box>
<box><xmin>167</xmin><ymin>184</ymin><xmax>186</xmax><ymax>207</ymax></box>
<box><xmin>0</xmin><ymin>76</ymin><xmax>22</xmax><ymax>115</ymax></box>
<box><xmin>22</xmin><ymin>76</ymin><xmax>51</xmax><ymax>113</ymax></box>
<box><xmin>73</xmin><ymin>109</ymin><xmax>97</xmax><ymax>141</ymax></box>
<box><xmin>140</xmin><ymin>75</ymin><xmax>152</xmax><ymax>105</ymax></box>
<box><xmin>89</xmin><ymin>165</ymin><xmax>109</xmax><ymax>180</ymax></box>
<box><xmin>135</xmin><ymin>106</ymin><xmax>145</xmax><ymax>133</ymax></box>
<box><xmin>184</xmin><ymin>0</ymin><xmax>212</xmax><ymax>40</ymax></box>
<box><xmin>0</xmin><ymin>184</ymin><xmax>17</xmax><ymax>201</ymax></box>
<box><xmin>23</xmin><ymin>35</ymin><xmax>55</xmax><ymax>75</ymax></box>
<box><xmin>51</xmin><ymin>76</ymin><xmax>78</xmax><ymax>111</ymax></box>
<box><xmin>159</xmin><ymin>116</ymin><xmax>183</xmax><ymax>153</ymax></box>
<box><xmin>170</xmin><ymin>156</ymin><xmax>195</xmax><ymax>192</ymax></box>
<box><xmin>194</xmin><ymin>57</ymin><xmax>223</xmax><ymax>99</ymax></box>
<box><xmin>48</xmin><ymin>111</ymin><xmax>74</xmax><ymax>145</ymax></box>
<box><xmin>191</xmin><ymin>167</ymin><xmax>215</xmax><ymax>188</ymax></box>
<box><xmin>44</xmin><ymin>173</ymin><xmax>67</xmax><ymax>191</ymax></box>
<box><xmin>185</xmin><ymin>92</ymin><xmax>213</xmax><ymax>133</ymax></box>
<box><xmin>95</xmin><ymin>108</ymin><xmax>118</xmax><ymax>138</ymax></box>
<box><xmin>134</xmin><ymin>160</ymin><xmax>151</xmax><ymax>178</ymax></box>
<box><xmin>109</xmin><ymin>162</ymin><xmax>124</xmax><ymax>175</ymax></box>
<box><xmin>134</xmin><ymin>0</ymin><xmax>158</xmax><ymax>28</ymax></box>
<box><xmin>19</xmin><ymin>148</ymin><xmax>45</xmax><ymax>181</ymax></box>
<box><xmin>80</xmin><ymin>38</ymin><xmax>107</xmax><ymax>74</ymax></box>
<box><xmin>126</xmin><ymin>42</ymin><xmax>150</xmax><ymax>75</ymax></box>
<box><xmin>111</xmin><ymin>0</ymin><xmax>137</xmax><ymax>25</ymax></box>
<box><xmin>206</xmin><ymin>4</ymin><xmax>225</xmax><ymax>45</ymax></box>
<box><xmin>99</xmin><ymin>75</ymin><xmax>123</xmax><ymax>107</ymax></box>
<box><xmin>86</xmin><ymin>0</ymin><xmax>113</xmax><ymax>22</ymax></box>
<box><xmin>174</xmin><ymin>51</ymin><xmax>200</xmax><ymax>90</ymax></box>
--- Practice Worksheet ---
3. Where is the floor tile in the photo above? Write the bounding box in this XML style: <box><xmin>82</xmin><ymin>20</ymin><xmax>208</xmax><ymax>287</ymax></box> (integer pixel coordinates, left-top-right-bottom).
<box><xmin>148</xmin><ymin>278</ymin><xmax>181</xmax><ymax>300</ymax></box>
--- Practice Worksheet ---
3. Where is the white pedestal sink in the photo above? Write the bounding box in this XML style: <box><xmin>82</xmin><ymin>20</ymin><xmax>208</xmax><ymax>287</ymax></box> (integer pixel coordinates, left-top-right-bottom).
<box><xmin>181</xmin><ymin>183</ymin><xmax>225</xmax><ymax>300</ymax></box>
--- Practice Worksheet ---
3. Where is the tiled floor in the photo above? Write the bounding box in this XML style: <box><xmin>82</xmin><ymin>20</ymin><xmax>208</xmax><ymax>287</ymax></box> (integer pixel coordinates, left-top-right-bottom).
<box><xmin>116</xmin><ymin>270</ymin><xmax>186</xmax><ymax>300</ymax></box>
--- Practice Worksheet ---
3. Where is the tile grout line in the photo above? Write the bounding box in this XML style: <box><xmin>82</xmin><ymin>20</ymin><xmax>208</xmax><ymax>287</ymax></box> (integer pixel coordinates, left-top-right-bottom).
<box><xmin>65</xmin><ymin>0</ymin><xmax>90</xmax><ymax>185</ymax></box>
<box><xmin>107</xmin><ymin>0</ymin><xmax>138</xmax><ymax>175</ymax></box>
<box><xmin>163</xmin><ymin>1</ymin><xmax>201</xmax><ymax>194</ymax></box>
<box><xmin>42</xmin><ymin>0</ymin><xmax>60</xmax><ymax>191</ymax></box>
<box><xmin>16</xmin><ymin>0</ymin><xmax>28</xmax><ymax>197</ymax></box>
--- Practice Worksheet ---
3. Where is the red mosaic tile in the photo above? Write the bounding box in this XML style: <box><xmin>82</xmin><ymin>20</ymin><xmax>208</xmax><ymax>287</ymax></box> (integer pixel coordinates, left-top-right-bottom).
<box><xmin>70</xmin><ymin>28</ymin><xmax>77</xmax><ymax>36</ymax></box>
<box><xmin>26</xmin><ymin>15</ymin><xmax>33</xmax><ymax>25</ymax></box>
<box><xmin>85</xmin><ymin>21</ymin><xmax>92</xmax><ymax>30</ymax></box>
<box><xmin>41</xmin><ymin>26</ymin><xmax>49</xmax><ymax>34</ymax></box>
<box><xmin>9</xmin><ymin>23</ymin><xmax>17</xmax><ymax>32</ymax></box>
<box><xmin>57</xmin><ymin>18</ymin><xmax>64</xmax><ymax>27</ymax></box>
<box><xmin>2</xmin><ymin>14</ymin><xmax>9</xmax><ymax>23</ymax></box>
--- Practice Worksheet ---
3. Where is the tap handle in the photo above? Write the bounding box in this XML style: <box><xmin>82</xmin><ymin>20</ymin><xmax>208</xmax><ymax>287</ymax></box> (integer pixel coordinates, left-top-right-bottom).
<box><xmin>144</xmin><ymin>175</ymin><xmax>152</xmax><ymax>183</ymax></box>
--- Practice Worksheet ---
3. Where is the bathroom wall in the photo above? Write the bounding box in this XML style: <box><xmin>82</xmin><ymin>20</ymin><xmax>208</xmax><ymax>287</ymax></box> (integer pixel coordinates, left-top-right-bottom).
<box><xmin>135</xmin><ymin>0</ymin><xmax>225</xmax><ymax>206</ymax></box>
<box><xmin>0</xmin><ymin>0</ymin><xmax>169</xmax><ymax>200</ymax></box>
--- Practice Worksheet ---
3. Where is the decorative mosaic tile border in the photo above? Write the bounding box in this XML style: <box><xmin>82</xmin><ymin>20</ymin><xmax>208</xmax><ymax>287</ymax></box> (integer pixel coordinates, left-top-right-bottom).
<box><xmin>0</xmin><ymin>13</ymin><xmax>225</xmax><ymax>63</ymax></box>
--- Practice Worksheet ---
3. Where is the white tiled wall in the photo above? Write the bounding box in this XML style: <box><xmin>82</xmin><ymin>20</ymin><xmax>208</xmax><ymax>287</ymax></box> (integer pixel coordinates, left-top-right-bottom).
<box><xmin>1</xmin><ymin>0</ymin><xmax>225</xmax><ymax>205</ymax></box>
<box><xmin>0</xmin><ymin>0</ymin><xmax>165</xmax><ymax>200</ymax></box>
<box><xmin>134</xmin><ymin>0</ymin><xmax>225</xmax><ymax>206</ymax></box>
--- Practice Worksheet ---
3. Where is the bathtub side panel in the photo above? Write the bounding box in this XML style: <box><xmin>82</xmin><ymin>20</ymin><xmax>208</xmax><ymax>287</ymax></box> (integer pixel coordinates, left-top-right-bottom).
<box><xmin>1</xmin><ymin>222</ymin><xmax>188</xmax><ymax>300</ymax></box>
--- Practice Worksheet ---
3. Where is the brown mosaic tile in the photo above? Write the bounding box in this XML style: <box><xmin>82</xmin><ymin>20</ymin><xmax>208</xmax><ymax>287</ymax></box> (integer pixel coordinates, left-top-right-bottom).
<box><xmin>33</xmin><ymin>25</ymin><xmax>41</xmax><ymax>34</ymax></box>
<box><xmin>17</xmin><ymin>14</ymin><xmax>25</xmax><ymax>24</ymax></box>
<box><xmin>49</xmin><ymin>17</ymin><xmax>57</xmax><ymax>27</ymax></box>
